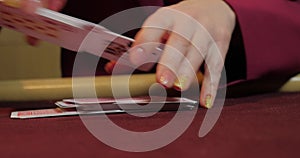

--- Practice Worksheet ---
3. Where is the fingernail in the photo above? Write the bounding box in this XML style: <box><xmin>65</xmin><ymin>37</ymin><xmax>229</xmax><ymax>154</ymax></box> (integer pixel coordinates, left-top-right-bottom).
<box><xmin>173</xmin><ymin>75</ymin><xmax>188</xmax><ymax>91</ymax></box>
<box><xmin>159</xmin><ymin>75</ymin><xmax>169</xmax><ymax>87</ymax></box>
<box><xmin>159</xmin><ymin>71</ymin><xmax>173</xmax><ymax>88</ymax></box>
<box><xmin>130</xmin><ymin>47</ymin><xmax>146</xmax><ymax>65</ymax></box>
<box><xmin>130</xmin><ymin>47</ymin><xmax>144</xmax><ymax>55</ymax></box>
<box><xmin>205</xmin><ymin>94</ymin><xmax>212</xmax><ymax>109</ymax></box>
<box><xmin>135</xmin><ymin>47</ymin><xmax>144</xmax><ymax>53</ymax></box>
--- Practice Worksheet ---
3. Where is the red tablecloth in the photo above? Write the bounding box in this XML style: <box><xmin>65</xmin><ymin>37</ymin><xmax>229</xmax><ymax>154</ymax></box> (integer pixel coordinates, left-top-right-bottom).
<box><xmin>0</xmin><ymin>92</ymin><xmax>299</xmax><ymax>158</ymax></box>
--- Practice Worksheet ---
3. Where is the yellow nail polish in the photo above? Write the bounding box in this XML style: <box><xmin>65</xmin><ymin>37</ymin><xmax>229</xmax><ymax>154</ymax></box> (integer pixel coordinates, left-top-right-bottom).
<box><xmin>174</xmin><ymin>76</ymin><xmax>188</xmax><ymax>91</ymax></box>
<box><xmin>205</xmin><ymin>95</ymin><xmax>212</xmax><ymax>109</ymax></box>
<box><xmin>2</xmin><ymin>0</ymin><xmax>22</xmax><ymax>8</ymax></box>
<box><xmin>159</xmin><ymin>75</ymin><xmax>169</xmax><ymax>86</ymax></box>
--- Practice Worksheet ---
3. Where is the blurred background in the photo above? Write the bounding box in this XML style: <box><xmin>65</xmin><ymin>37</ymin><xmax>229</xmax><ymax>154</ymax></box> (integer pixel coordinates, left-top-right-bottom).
<box><xmin>0</xmin><ymin>28</ymin><xmax>61</xmax><ymax>80</ymax></box>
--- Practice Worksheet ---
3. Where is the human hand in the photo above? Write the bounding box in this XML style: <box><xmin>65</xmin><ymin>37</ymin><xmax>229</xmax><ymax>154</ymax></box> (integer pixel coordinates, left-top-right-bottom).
<box><xmin>23</xmin><ymin>0</ymin><xmax>67</xmax><ymax>46</ymax></box>
<box><xmin>130</xmin><ymin>0</ymin><xmax>236</xmax><ymax>108</ymax></box>
<box><xmin>7</xmin><ymin>0</ymin><xmax>67</xmax><ymax>45</ymax></box>
<box><xmin>22</xmin><ymin>0</ymin><xmax>67</xmax><ymax>46</ymax></box>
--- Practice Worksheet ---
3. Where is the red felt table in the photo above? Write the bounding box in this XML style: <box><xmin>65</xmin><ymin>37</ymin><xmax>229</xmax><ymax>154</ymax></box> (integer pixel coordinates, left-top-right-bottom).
<box><xmin>0</xmin><ymin>92</ymin><xmax>299</xmax><ymax>158</ymax></box>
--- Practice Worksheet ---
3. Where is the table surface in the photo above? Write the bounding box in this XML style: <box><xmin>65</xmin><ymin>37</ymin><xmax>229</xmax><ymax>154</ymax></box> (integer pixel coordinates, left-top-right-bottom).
<box><xmin>0</xmin><ymin>92</ymin><xmax>299</xmax><ymax>158</ymax></box>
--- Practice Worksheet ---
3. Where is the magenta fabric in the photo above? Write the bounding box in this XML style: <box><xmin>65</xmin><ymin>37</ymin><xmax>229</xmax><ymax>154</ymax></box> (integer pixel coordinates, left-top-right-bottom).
<box><xmin>138</xmin><ymin>0</ymin><xmax>164</xmax><ymax>6</ymax></box>
<box><xmin>0</xmin><ymin>92</ymin><xmax>299</xmax><ymax>158</ymax></box>
<box><xmin>225</xmin><ymin>0</ymin><xmax>300</xmax><ymax>80</ymax></box>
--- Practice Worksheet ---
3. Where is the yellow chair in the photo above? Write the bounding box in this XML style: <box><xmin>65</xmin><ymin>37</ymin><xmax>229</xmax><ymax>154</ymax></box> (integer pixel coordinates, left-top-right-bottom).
<box><xmin>0</xmin><ymin>28</ymin><xmax>61</xmax><ymax>80</ymax></box>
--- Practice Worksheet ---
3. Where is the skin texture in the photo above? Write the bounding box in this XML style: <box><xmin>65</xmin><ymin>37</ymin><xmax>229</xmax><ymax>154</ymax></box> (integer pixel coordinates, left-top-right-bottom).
<box><xmin>130</xmin><ymin>0</ymin><xmax>236</xmax><ymax>108</ymax></box>
<box><xmin>20</xmin><ymin>0</ymin><xmax>235</xmax><ymax>108</ymax></box>
<box><xmin>20</xmin><ymin>0</ymin><xmax>67</xmax><ymax>45</ymax></box>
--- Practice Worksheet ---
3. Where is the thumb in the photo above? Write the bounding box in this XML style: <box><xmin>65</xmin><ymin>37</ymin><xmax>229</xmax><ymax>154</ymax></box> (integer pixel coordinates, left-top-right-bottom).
<box><xmin>46</xmin><ymin>0</ymin><xmax>67</xmax><ymax>11</ymax></box>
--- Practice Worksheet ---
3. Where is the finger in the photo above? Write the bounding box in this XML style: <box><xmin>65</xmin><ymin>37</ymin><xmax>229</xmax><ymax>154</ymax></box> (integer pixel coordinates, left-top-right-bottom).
<box><xmin>130</xmin><ymin>7</ymin><xmax>173</xmax><ymax>67</ymax></box>
<box><xmin>156</xmin><ymin>31</ymin><xmax>191</xmax><ymax>88</ymax></box>
<box><xmin>25</xmin><ymin>36</ymin><xmax>40</xmax><ymax>46</ymax></box>
<box><xmin>21</xmin><ymin>0</ymin><xmax>42</xmax><ymax>14</ymax></box>
<box><xmin>174</xmin><ymin>27</ymin><xmax>212</xmax><ymax>90</ymax></box>
<box><xmin>104</xmin><ymin>61</ymin><xmax>116</xmax><ymax>74</ymax></box>
<box><xmin>20</xmin><ymin>0</ymin><xmax>66</xmax><ymax>14</ymax></box>
<box><xmin>105</xmin><ymin>61</ymin><xmax>135</xmax><ymax>75</ymax></box>
<box><xmin>129</xmin><ymin>28</ymin><xmax>166</xmax><ymax>67</ymax></box>
<box><xmin>200</xmin><ymin>43</ymin><xmax>225</xmax><ymax>108</ymax></box>
<box><xmin>173</xmin><ymin>45</ymin><xmax>204</xmax><ymax>91</ymax></box>
<box><xmin>154</xmin><ymin>9</ymin><xmax>198</xmax><ymax>88</ymax></box>
<box><xmin>166</xmin><ymin>26</ymin><xmax>210</xmax><ymax>90</ymax></box>
<box><xmin>190</xmin><ymin>27</ymin><xmax>212</xmax><ymax>58</ymax></box>
<box><xmin>47</xmin><ymin>0</ymin><xmax>67</xmax><ymax>11</ymax></box>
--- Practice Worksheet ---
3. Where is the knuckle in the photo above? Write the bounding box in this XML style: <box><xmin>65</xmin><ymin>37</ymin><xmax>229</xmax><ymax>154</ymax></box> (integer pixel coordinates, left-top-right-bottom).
<box><xmin>172</xmin><ymin>36</ymin><xmax>190</xmax><ymax>48</ymax></box>
<box><xmin>145</xmin><ymin>8</ymin><xmax>171</xmax><ymax>27</ymax></box>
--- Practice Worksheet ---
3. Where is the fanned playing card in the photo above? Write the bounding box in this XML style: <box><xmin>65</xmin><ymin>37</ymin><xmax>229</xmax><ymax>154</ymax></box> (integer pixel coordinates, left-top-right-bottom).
<box><xmin>0</xmin><ymin>2</ymin><xmax>161</xmax><ymax>71</ymax></box>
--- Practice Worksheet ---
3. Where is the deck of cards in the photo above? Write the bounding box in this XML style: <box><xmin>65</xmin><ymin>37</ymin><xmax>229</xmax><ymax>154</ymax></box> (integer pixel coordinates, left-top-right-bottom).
<box><xmin>11</xmin><ymin>96</ymin><xmax>198</xmax><ymax>119</ymax></box>
<box><xmin>0</xmin><ymin>1</ymin><xmax>162</xmax><ymax>71</ymax></box>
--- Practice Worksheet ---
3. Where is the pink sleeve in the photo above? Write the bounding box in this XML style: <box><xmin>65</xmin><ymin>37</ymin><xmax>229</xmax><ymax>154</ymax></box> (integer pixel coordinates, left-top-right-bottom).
<box><xmin>225</xmin><ymin>0</ymin><xmax>300</xmax><ymax>80</ymax></box>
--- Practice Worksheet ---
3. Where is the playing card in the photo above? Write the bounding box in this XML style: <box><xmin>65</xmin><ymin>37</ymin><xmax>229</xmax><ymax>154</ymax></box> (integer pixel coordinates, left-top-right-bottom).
<box><xmin>57</xmin><ymin>96</ymin><xmax>198</xmax><ymax>112</ymax></box>
<box><xmin>62</xmin><ymin>96</ymin><xmax>198</xmax><ymax>105</ymax></box>
<box><xmin>0</xmin><ymin>1</ymin><xmax>162</xmax><ymax>71</ymax></box>
<box><xmin>11</xmin><ymin>96</ymin><xmax>198</xmax><ymax>119</ymax></box>
<box><xmin>55</xmin><ymin>101</ymin><xmax>121</xmax><ymax>111</ymax></box>
<box><xmin>10</xmin><ymin>107</ymin><xmax>125</xmax><ymax>119</ymax></box>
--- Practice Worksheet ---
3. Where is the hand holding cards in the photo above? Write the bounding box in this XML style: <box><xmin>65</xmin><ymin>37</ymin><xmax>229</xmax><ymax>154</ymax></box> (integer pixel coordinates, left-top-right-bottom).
<box><xmin>0</xmin><ymin>0</ymin><xmax>162</xmax><ymax>71</ymax></box>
